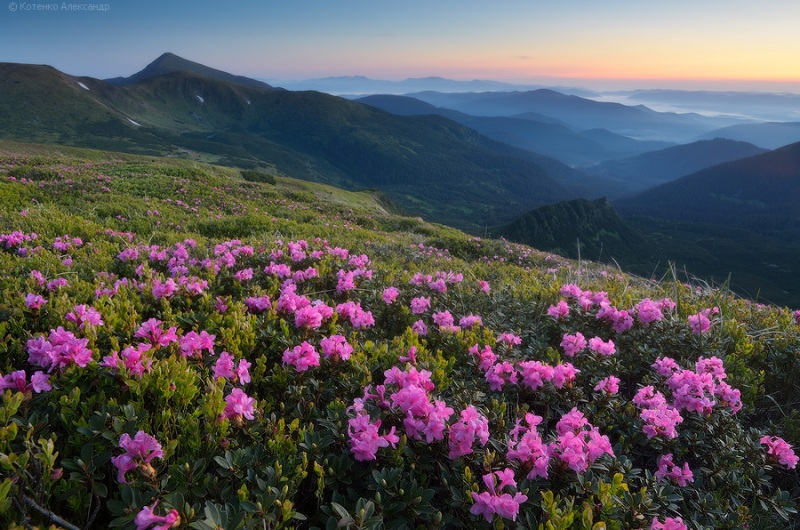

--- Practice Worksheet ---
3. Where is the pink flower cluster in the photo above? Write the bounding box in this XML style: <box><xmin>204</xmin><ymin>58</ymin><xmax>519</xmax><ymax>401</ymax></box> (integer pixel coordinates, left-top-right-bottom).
<box><xmin>470</xmin><ymin>469</ymin><xmax>528</xmax><ymax>523</ymax></box>
<box><xmin>223</xmin><ymin>388</ymin><xmax>256</xmax><ymax>424</ymax></box>
<box><xmin>761</xmin><ymin>435</ymin><xmax>799</xmax><ymax>469</ymax></box>
<box><xmin>213</xmin><ymin>351</ymin><xmax>251</xmax><ymax>383</ymax></box>
<box><xmin>448</xmin><ymin>405</ymin><xmax>490</xmax><ymax>459</ymax></box>
<box><xmin>651</xmin><ymin>516</ymin><xmax>687</xmax><ymax>530</ymax></box>
<box><xmin>655</xmin><ymin>453</ymin><xmax>694</xmax><ymax>486</ymax></box>
<box><xmin>179</xmin><ymin>330</ymin><xmax>215</xmax><ymax>358</ymax></box>
<box><xmin>101</xmin><ymin>344</ymin><xmax>153</xmax><ymax>378</ymax></box>
<box><xmin>282</xmin><ymin>341</ymin><xmax>321</xmax><ymax>372</ymax></box>
<box><xmin>384</xmin><ymin>366</ymin><xmax>453</xmax><ymax>444</ymax></box>
<box><xmin>663</xmin><ymin>356</ymin><xmax>742</xmax><ymax>414</ymax></box>
<box><xmin>27</xmin><ymin>327</ymin><xmax>93</xmax><ymax>372</ymax></box>
<box><xmin>0</xmin><ymin>370</ymin><xmax>51</xmax><ymax>393</ymax></box>
<box><xmin>688</xmin><ymin>307</ymin><xmax>717</xmax><ymax>334</ymax></box>
<box><xmin>347</xmin><ymin>400</ymin><xmax>400</xmax><ymax>461</ymax></box>
<box><xmin>111</xmin><ymin>430</ymin><xmax>164</xmax><ymax>483</ymax></box>
<box><xmin>507</xmin><ymin>412</ymin><xmax>550</xmax><ymax>479</ymax></box>
<box><xmin>551</xmin><ymin>408</ymin><xmax>614</xmax><ymax>473</ymax></box>
<box><xmin>65</xmin><ymin>304</ymin><xmax>104</xmax><ymax>329</ymax></box>
<box><xmin>135</xmin><ymin>501</ymin><xmax>180</xmax><ymax>530</ymax></box>
<box><xmin>24</xmin><ymin>292</ymin><xmax>47</xmax><ymax>310</ymax></box>
<box><xmin>134</xmin><ymin>318</ymin><xmax>178</xmax><ymax>347</ymax></box>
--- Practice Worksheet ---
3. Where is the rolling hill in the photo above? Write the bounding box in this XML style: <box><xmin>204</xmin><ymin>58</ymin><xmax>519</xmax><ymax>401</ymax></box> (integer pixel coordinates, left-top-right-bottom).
<box><xmin>357</xmin><ymin>94</ymin><xmax>673</xmax><ymax>169</ymax></box>
<box><xmin>491</xmin><ymin>198</ymin><xmax>646</xmax><ymax>263</ymax></box>
<box><xmin>587</xmin><ymin>138</ymin><xmax>768</xmax><ymax>193</ymax></box>
<box><xmin>407</xmin><ymin>89</ymin><xmax>742</xmax><ymax>142</ymax></box>
<box><xmin>695</xmin><ymin>122</ymin><xmax>800</xmax><ymax>149</ymax></box>
<box><xmin>614</xmin><ymin>142</ymin><xmax>800</xmax><ymax>240</ymax></box>
<box><xmin>0</xmin><ymin>56</ymin><xmax>599</xmax><ymax>231</ymax></box>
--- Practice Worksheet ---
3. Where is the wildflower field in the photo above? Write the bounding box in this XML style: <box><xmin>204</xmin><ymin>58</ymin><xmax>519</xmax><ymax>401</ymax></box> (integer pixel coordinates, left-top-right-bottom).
<box><xmin>0</xmin><ymin>141</ymin><xmax>798</xmax><ymax>529</ymax></box>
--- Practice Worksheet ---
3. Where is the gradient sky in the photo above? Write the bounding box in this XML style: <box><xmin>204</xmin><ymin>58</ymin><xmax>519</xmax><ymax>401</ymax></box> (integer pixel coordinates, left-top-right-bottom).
<box><xmin>1</xmin><ymin>0</ymin><xmax>799</xmax><ymax>92</ymax></box>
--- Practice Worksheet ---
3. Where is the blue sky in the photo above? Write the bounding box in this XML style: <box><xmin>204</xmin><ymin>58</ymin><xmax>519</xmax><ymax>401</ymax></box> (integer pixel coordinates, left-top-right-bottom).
<box><xmin>1</xmin><ymin>0</ymin><xmax>799</xmax><ymax>91</ymax></box>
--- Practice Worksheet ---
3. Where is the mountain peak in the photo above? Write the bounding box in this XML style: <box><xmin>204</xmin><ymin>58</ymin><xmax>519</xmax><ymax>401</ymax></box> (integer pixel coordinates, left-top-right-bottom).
<box><xmin>105</xmin><ymin>53</ymin><xmax>274</xmax><ymax>90</ymax></box>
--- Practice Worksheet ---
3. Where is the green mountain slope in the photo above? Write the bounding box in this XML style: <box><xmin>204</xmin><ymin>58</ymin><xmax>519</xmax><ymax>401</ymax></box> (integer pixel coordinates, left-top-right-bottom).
<box><xmin>492</xmin><ymin>198</ymin><xmax>646</xmax><ymax>263</ymax></box>
<box><xmin>614</xmin><ymin>141</ymin><xmax>800</xmax><ymax>240</ymax></box>
<box><xmin>588</xmin><ymin>138</ymin><xmax>768</xmax><ymax>193</ymax></box>
<box><xmin>0</xmin><ymin>59</ymin><xmax>581</xmax><ymax>231</ymax></box>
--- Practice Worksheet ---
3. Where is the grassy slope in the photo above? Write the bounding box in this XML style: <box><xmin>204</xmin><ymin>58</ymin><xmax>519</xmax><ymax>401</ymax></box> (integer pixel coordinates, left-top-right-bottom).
<box><xmin>1</xmin><ymin>141</ymin><xmax>799</xmax><ymax>529</ymax></box>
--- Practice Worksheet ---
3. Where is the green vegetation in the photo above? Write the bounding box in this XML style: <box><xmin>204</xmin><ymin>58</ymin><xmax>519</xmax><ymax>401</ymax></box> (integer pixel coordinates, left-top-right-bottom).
<box><xmin>0</xmin><ymin>142</ymin><xmax>798</xmax><ymax>529</ymax></box>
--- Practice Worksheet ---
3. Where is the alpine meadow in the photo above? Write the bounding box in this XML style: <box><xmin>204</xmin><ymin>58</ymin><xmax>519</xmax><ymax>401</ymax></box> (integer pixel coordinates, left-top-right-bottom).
<box><xmin>1</xmin><ymin>43</ymin><xmax>800</xmax><ymax>530</ymax></box>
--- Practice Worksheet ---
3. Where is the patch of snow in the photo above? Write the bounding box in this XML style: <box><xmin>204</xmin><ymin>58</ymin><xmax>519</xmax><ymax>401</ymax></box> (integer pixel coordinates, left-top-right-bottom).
<box><xmin>78</xmin><ymin>82</ymin><xmax>90</xmax><ymax>91</ymax></box>
<box><xmin>127</xmin><ymin>118</ymin><xmax>141</xmax><ymax>126</ymax></box>
<box><xmin>196</xmin><ymin>95</ymin><xmax>205</xmax><ymax>103</ymax></box>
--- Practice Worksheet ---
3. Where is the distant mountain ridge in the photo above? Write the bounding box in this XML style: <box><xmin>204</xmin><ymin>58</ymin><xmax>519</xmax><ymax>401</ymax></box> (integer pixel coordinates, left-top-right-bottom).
<box><xmin>356</xmin><ymin>94</ymin><xmax>673</xmax><ymax>170</ymax></box>
<box><xmin>614</xmin><ymin>142</ymin><xmax>800</xmax><ymax>240</ymax></box>
<box><xmin>105</xmin><ymin>52</ymin><xmax>275</xmax><ymax>90</ymax></box>
<box><xmin>696</xmin><ymin>122</ymin><xmax>800</xmax><ymax>149</ymax></box>
<box><xmin>408</xmin><ymin>89</ymin><xmax>745</xmax><ymax>143</ymax></box>
<box><xmin>588</xmin><ymin>138</ymin><xmax>768</xmax><ymax>193</ymax></box>
<box><xmin>0</xmin><ymin>55</ymin><xmax>596</xmax><ymax>231</ymax></box>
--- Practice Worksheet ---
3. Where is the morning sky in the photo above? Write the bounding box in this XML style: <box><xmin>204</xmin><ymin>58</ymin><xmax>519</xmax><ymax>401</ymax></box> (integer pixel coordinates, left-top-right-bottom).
<box><xmin>1</xmin><ymin>0</ymin><xmax>798</xmax><ymax>92</ymax></box>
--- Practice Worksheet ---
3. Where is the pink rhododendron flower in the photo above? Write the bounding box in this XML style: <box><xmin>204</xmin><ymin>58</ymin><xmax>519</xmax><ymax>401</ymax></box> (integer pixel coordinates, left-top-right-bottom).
<box><xmin>688</xmin><ymin>312</ymin><xmax>711</xmax><ymax>334</ymax></box>
<box><xmin>507</xmin><ymin>413</ymin><xmax>551</xmax><ymax>479</ymax></box>
<box><xmin>551</xmin><ymin>410</ymin><xmax>614</xmax><ymax>473</ymax></box>
<box><xmin>410</xmin><ymin>296</ymin><xmax>431</xmax><ymax>314</ymax></box>
<box><xmin>640</xmin><ymin>405</ymin><xmax>683</xmax><ymax>440</ymax></box>
<box><xmin>223</xmin><ymin>388</ymin><xmax>256</xmax><ymax>423</ymax></box>
<box><xmin>429</xmin><ymin>307</ymin><xmax>454</xmax><ymax>327</ymax></box>
<box><xmin>102</xmin><ymin>344</ymin><xmax>153</xmax><ymax>378</ymax></box>
<box><xmin>655</xmin><ymin>453</ymin><xmax>694</xmax><ymax>487</ymax></box>
<box><xmin>588</xmin><ymin>336</ymin><xmax>615</xmax><ymax>356</ymax></box>
<box><xmin>448</xmin><ymin>405</ymin><xmax>490</xmax><ymax>459</ymax></box>
<box><xmin>134</xmin><ymin>501</ymin><xmax>180</xmax><ymax>530</ymax></box>
<box><xmin>320</xmin><ymin>335</ymin><xmax>353</xmax><ymax>361</ymax></box>
<box><xmin>596</xmin><ymin>303</ymin><xmax>634</xmax><ymax>332</ymax></box>
<box><xmin>518</xmin><ymin>360</ymin><xmax>554</xmax><ymax>391</ymax></box>
<box><xmin>470</xmin><ymin>470</ymin><xmax>528</xmax><ymax>523</ymax></box>
<box><xmin>347</xmin><ymin>412</ymin><xmax>399</xmax><ymax>461</ymax></box>
<box><xmin>151</xmin><ymin>278</ymin><xmax>177</xmax><ymax>299</ymax></box>
<box><xmin>652</xmin><ymin>357</ymin><xmax>680</xmax><ymax>377</ymax></box>
<box><xmin>459</xmin><ymin>314</ymin><xmax>483</xmax><ymax>328</ymax></box>
<box><xmin>111</xmin><ymin>431</ymin><xmax>163</xmax><ymax>483</ymax></box>
<box><xmin>547</xmin><ymin>300</ymin><xmax>569</xmax><ymax>320</ymax></box>
<box><xmin>411</xmin><ymin>319</ymin><xmax>428</xmax><ymax>336</ymax></box>
<box><xmin>134</xmin><ymin>318</ymin><xmax>178</xmax><ymax>347</ymax></box>
<box><xmin>179</xmin><ymin>330</ymin><xmax>215</xmax><ymax>358</ymax></box>
<box><xmin>594</xmin><ymin>375</ymin><xmax>620</xmax><ymax>395</ymax></box>
<box><xmin>244</xmin><ymin>295</ymin><xmax>272</xmax><ymax>313</ymax></box>
<box><xmin>470</xmin><ymin>344</ymin><xmax>498</xmax><ymax>371</ymax></box>
<box><xmin>294</xmin><ymin>304</ymin><xmax>324</xmax><ymax>330</ymax></box>
<box><xmin>496</xmin><ymin>332</ymin><xmax>521</xmax><ymax>346</ymax></box>
<box><xmin>761</xmin><ymin>435</ymin><xmax>799</xmax><ymax>469</ymax></box>
<box><xmin>651</xmin><ymin>516</ymin><xmax>687</xmax><ymax>530</ymax></box>
<box><xmin>24</xmin><ymin>293</ymin><xmax>47</xmax><ymax>310</ymax></box>
<box><xmin>233</xmin><ymin>268</ymin><xmax>253</xmax><ymax>282</ymax></box>
<box><xmin>560</xmin><ymin>332</ymin><xmax>587</xmax><ymax>357</ymax></box>
<box><xmin>398</xmin><ymin>346</ymin><xmax>417</xmax><ymax>364</ymax></box>
<box><xmin>27</xmin><ymin>327</ymin><xmax>93</xmax><ymax>372</ymax></box>
<box><xmin>382</xmin><ymin>286</ymin><xmax>400</xmax><ymax>304</ymax></box>
<box><xmin>552</xmin><ymin>362</ymin><xmax>579</xmax><ymax>389</ymax></box>
<box><xmin>633</xmin><ymin>386</ymin><xmax>667</xmax><ymax>409</ymax></box>
<box><xmin>479</xmin><ymin>280</ymin><xmax>490</xmax><ymax>294</ymax></box>
<box><xmin>486</xmin><ymin>361</ymin><xmax>518</xmax><ymax>391</ymax></box>
<box><xmin>282</xmin><ymin>341</ymin><xmax>320</xmax><ymax>372</ymax></box>
<box><xmin>65</xmin><ymin>304</ymin><xmax>104</xmax><ymax>329</ymax></box>
<box><xmin>635</xmin><ymin>298</ymin><xmax>663</xmax><ymax>324</ymax></box>
<box><xmin>427</xmin><ymin>278</ymin><xmax>447</xmax><ymax>293</ymax></box>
